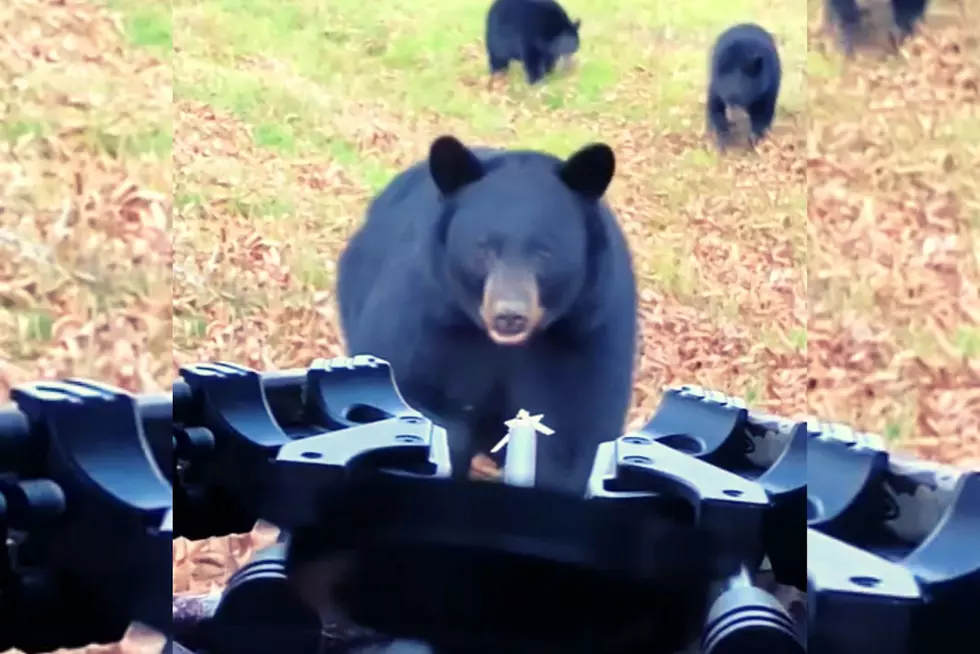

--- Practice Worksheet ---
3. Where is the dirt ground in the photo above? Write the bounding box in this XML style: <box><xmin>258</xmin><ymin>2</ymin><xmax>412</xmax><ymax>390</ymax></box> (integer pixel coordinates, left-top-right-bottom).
<box><xmin>0</xmin><ymin>0</ymin><xmax>978</xmax><ymax>651</ymax></box>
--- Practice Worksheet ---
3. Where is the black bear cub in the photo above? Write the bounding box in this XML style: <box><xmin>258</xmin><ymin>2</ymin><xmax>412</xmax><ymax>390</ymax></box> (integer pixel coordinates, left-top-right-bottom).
<box><xmin>336</xmin><ymin>135</ymin><xmax>637</xmax><ymax>496</ymax></box>
<box><xmin>707</xmin><ymin>23</ymin><xmax>782</xmax><ymax>150</ymax></box>
<box><xmin>824</xmin><ymin>0</ymin><xmax>930</xmax><ymax>56</ymax></box>
<box><xmin>485</xmin><ymin>0</ymin><xmax>581</xmax><ymax>87</ymax></box>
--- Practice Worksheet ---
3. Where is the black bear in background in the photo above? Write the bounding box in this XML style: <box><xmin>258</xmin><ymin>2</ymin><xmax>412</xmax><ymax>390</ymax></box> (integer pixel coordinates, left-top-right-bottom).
<box><xmin>336</xmin><ymin>135</ymin><xmax>637</xmax><ymax>497</ymax></box>
<box><xmin>707</xmin><ymin>23</ymin><xmax>782</xmax><ymax>150</ymax></box>
<box><xmin>485</xmin><ymin>0</ymin><xmax>581</xmax><ymax>87</ymax></box>
<box><xmin>889</xmin><ymin>0</ymin><xmax>931</xmax><ymax>46</ymax></box>
<box><xmin>824</xmin><ymin>0</ymin><xmax>931</xmax><ymax>57</ymax></box>
<box><xmin>824</xmin><ymin>0</ymin><xmax>865</xmax><ymax>56</ymax></box>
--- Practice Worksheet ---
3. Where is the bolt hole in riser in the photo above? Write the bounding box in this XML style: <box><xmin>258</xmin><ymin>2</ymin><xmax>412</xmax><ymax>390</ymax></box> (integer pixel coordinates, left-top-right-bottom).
<box><xmin>299</xmin><ymin>418</ymin><xmax>422</xmax><ymax>459</ymax></box>
<box><xmin>621</xmin><ymin>455</ymin><xmax>742</xmax><ymax>497</ymax></box>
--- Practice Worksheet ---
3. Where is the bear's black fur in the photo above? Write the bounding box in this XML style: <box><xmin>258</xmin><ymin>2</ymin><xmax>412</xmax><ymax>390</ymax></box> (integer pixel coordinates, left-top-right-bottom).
<box><xmin>824</xmin><ymin>0</ymin><xmax>864</xmax><ymax>57</ymax></box>
<box><xmin>485</xmin><ymin>0</ymin><xmax>581</xmax><ymax>86</ymax></box>
<box><xmin>890</xmin><ymin>0</ymin><xmax>930</xmax><ymax>45</ymax></box>
<box><xmin>336</xmin><ymin>135</ymin><xmax>637</xmax><ymax>496</ymax></box>
<box><xmin>706</xmin><ymin>23</ymin><xmax>782</xmax><ymax>150</ymax></box>
<box><xmin>824</xmin><ymin>0</ymin><xmax>930</xmax><ymax>56</ymax></box>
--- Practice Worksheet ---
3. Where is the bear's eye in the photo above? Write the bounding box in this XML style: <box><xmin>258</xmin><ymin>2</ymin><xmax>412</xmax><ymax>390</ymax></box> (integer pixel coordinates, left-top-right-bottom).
<box><xmin>475</xmin><ymin>241</ymin><xmax>497</xmax><ymax>268</ymax></box>
<box><xmin>530</xmin><ymin>246</ymin><xmax>552</xmax><ymax>263</ymax></box>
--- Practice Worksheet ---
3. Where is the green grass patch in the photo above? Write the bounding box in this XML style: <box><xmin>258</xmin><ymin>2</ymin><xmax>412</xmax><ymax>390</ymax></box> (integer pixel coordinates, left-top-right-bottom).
<box><xmin>19</xmin><ymin>309</ymin><xmax>54</xmax><ymax>343</ymax></box>
<box><xmin>0</xmin><ymin>113</ymin><xmax>170</xmax><ymax>157</ymax></box>
<box><xmin>806</xmin><ymin>49</ymin><xmax>843</xmax><ymax>81</ymax></box>
<box><xmin>107</xmin><ymin>0</ymin><xmax>173</xmax><ymax>58</ymax></box>
<box><xmin>955</xmin><ymin>326</ymin><xmax>980</xmax><ymax>358</ymax></box>
<box><xmin>175</xmin><ymin>58</ymin><xmax>393</xmax><ymax>188</ymax></box>
<box><xmin>228</xmin><ymin>195</ymin><xmax>296</xmax><ymax>220</ymax></box>
<box><xmin>252</xmin><ymin>122</ymin><xmax>298</xmax><ymax>153</ymax></box>
<box><xmin>0</xmin><ymin>119</ymin><xmax>46</xmax><ymax>143</ymax></box>
<box><xmin>87</xmin><ymin>122</ymin><xmax>172</xmax><ymax>158</ymax></box>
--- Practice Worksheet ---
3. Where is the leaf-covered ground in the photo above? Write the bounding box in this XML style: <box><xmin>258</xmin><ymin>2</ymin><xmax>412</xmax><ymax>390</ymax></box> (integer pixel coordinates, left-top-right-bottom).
<box><xmin>0</xmin><ymin>0</ymin><xmax>172</xmax><ymax>398</ymax></box>
<box><xmin>807</xmin><ymin>0</ymin><xmax>980</xmax><ymax>465</ymax></box>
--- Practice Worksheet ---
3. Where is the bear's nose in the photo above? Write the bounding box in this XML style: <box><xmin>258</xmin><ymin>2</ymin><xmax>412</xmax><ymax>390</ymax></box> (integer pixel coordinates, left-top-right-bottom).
<box><xmin>492</xmin><ymin>312</ymin><xmax>529</xmax><ymax>336</ymax></box>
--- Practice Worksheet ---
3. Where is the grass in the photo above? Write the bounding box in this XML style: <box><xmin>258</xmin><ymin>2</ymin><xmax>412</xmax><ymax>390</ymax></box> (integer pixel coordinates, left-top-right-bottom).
<box><xmin>110</xmin><ymin>1</ymin><xmax>173</xmax><ymax>56</ymax></box>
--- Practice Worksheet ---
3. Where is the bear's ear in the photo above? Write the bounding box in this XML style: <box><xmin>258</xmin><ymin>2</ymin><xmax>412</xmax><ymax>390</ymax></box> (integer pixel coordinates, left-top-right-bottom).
<box><xmin>429</xmin><ymin>135</ymin><xmax>484</xmax><ymax>197</ymax></box>
<box><xmin>573</xmin><ymin>18</ymin><xmax>581</xmax><ymax>31</ymax></box>
<box><xmin>557</xmin><ymin>143</ymin><xmax>615</xmax><ymax>201</ymax></box>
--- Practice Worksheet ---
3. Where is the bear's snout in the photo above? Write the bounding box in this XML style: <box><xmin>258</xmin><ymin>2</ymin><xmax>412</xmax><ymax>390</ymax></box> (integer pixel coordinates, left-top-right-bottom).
<box><xmin>479</xmin><ymin>264</ymin><xmax>543</xmax><ymax>345</ymax></box>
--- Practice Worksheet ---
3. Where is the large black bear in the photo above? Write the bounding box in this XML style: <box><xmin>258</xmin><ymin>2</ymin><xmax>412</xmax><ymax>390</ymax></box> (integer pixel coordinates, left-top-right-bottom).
<box><xmin>706</xmin><ymin>23</ymin><xmax>782</xmax><ymax>150</ymax></box>
<box><xmin>485</xmin><ymin>0</ymin><xmax>582</xmax><ymax>87</ymax></box>
<box><xmin>336</xmin><ymin>135</ymin><xmax>637</xmax><ymax>496</ymax></box>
